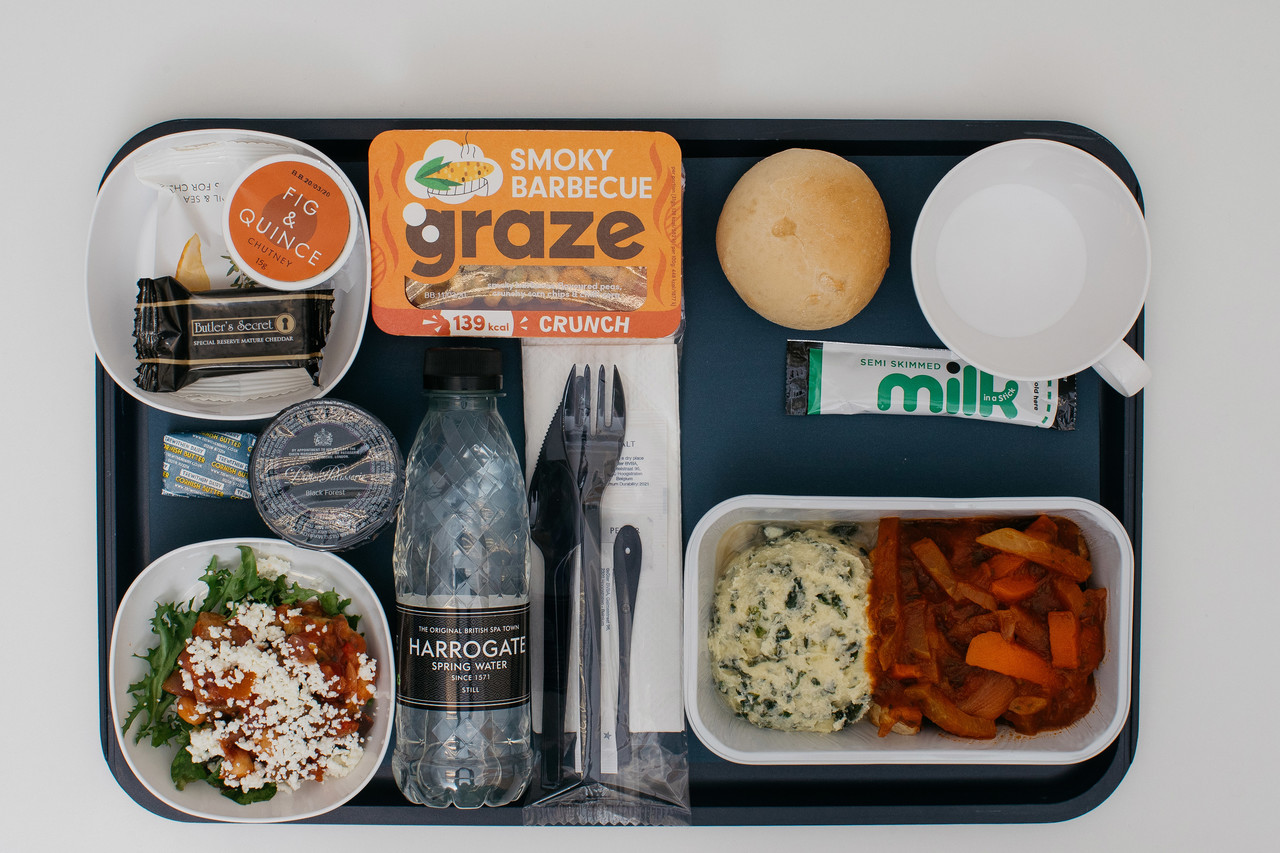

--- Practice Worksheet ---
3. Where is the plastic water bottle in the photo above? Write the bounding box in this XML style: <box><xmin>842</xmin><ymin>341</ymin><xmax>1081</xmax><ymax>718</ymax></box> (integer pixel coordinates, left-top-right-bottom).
<box><xmin>392</xmin><ymin>347</ymin><xmax>533</xmax><ymax>808</ymax></box>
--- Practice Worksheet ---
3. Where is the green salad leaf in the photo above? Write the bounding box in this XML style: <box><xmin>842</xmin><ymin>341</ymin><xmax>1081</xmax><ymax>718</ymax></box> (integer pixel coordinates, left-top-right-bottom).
<box><xmin>169</xmin><ymin>731</ymin><xmax>211</xmax><ymax>790</ymax></box>
<box><xmin>224</xmin><ymin>782</ymin><xmax>279</xmax><ymax>805</ymax></box>
<box><xmin>121</xmin><ymin>600</ymin><xmax>200</xmax><ymax>747</ymax></box>
<box><xmin>121</xmin><ymin>546</ymin><xmax>362</xmax><ymax>804</ymax></box>
<box><xmin>169</xmin><ymin>733</ymin><xmax>279</xmax><ymax>804</ymax></box>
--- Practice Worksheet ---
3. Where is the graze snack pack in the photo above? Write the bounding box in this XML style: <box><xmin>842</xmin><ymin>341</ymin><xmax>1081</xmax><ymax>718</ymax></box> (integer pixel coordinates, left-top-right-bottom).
<box><xmin>368</xmin><ymin>130</ymin><xmax>683</xmax><ymax>339</ymax></box>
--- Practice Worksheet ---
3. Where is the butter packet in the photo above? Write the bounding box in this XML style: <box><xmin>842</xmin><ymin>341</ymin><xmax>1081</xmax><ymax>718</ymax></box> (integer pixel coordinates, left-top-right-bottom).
<box><xmin>786</xmin><ymin>340</ymin><xmax>1076</xmax><ymax>430</ymax></box>
<box><xmin>162</xmin><ymin>431</ymin><xmax>256</xmax><ymax>498</ymax></box>
<box><xmin>367</xmin><ymin>129</ymin><xmax>683</xmax><ymax>339</ymax></box>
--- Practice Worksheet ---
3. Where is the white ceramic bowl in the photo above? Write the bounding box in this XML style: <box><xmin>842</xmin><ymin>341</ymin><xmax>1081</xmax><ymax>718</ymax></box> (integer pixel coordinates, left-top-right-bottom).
<box><xmin>684</xmin><ymin>495</ymin><xmax>1133</xmax><ymax>765</ymax></box>
<box><xmin>108</xmin><ymin>538</ymin><xmax>393</xmax><ymax>822</ymax></box>
<box><xmin>86</xmin><ymin>128</ymin><xmax>371</xmax><ymax>420</ymax></box>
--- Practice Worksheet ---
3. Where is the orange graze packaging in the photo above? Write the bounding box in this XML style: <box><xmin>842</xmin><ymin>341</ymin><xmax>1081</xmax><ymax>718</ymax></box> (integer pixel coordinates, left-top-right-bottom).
<box><xmin>367</xmin><ymin>129</ymin><xmax>682</xmax><ymax>338</ymax></box>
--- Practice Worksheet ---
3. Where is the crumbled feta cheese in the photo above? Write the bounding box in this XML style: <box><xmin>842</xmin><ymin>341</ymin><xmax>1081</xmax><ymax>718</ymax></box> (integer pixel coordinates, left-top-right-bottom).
<box><xmin>180</xmin><ymin>599</ymin><xmax>375</xmax><ymax>792</ymax></box>
<box><xmin>255</xmin><ymin>554</ymin><xmax>291</xmax><ymax>579</ymax></box>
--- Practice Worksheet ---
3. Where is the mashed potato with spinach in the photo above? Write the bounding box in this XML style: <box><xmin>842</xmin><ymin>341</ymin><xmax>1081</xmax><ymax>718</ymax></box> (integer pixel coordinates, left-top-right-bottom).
<box><xmin>708</xmin><ymin>525</ymin><xmax>873</xmax><ymax>732</ymax></box>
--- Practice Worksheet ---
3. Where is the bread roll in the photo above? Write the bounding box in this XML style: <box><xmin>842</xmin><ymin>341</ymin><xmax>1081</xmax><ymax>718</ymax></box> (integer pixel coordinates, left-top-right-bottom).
<box><xmin>716</xmin><ymin>148</ymin><xmax>890</xmax><ymax>330</ymax></box>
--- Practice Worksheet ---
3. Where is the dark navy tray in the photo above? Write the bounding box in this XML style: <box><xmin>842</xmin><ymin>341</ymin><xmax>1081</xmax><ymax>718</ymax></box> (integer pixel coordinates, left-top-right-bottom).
<box><xmin>97</xmin><ymin>118</ymin><xmax>1142</xmax><ymax>824</ymax></box>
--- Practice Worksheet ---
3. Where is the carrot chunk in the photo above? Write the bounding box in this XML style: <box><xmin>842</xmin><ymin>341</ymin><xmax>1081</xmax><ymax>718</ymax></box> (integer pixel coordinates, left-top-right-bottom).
<box><xmin>976</xmin><ymin>528</ymin><xmax>1093</xmax><ymax>582</ymax></box>
<box><xmin>965</xmin><ymin>631</ymin><xmax>1059</xmax><ymax>688</ymax></box>
<box><xmin>1024</xmin><ymin>515</ymin><xmax>1059</xmax><ymax>542</ymax></box>
<box><xmin>910</xmin><ymin>537</ymin><xmax>961</xmax><ymax>599</ymax></box>
<box><xmin>1047</xmin><ymin>611</ymin><xmax>1081</xmax><ymax>668</ymax></box>
<box><xmin>990</xmin><ymin>573</ymin><xmax>1040</xmax><ymax>604</ymax></box>
<box><xmin>987</xmin><ymin>552</ymin><xmax>1028</xmax><ymax>579</ymax></box>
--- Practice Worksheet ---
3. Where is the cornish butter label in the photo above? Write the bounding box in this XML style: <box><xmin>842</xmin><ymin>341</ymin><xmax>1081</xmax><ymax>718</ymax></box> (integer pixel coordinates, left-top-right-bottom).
<box><xmin>367</xmin><ymin>129</ymin><xmax>683</xmax><ymax>339</ymax></box>
<box><xmin>395</xmin><ymin>603</ymin><xmax>530</xmax><ymax>711</ymax></box>
<box><xmin>161</xmin><ymin>431</ymin><xmax>255</xmax><ymax>498</ymax></box>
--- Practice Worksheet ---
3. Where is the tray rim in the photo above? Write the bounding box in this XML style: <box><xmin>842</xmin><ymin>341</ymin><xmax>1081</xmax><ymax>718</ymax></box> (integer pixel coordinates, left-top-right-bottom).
<box><xmin>96</xmin><ymin>116</ymin><xmax>1143</xmax><ymax>826</ymax></box>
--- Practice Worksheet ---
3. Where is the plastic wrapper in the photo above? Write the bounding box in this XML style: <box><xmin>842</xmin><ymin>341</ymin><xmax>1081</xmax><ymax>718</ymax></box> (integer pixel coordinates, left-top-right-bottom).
<box><xmin>519</xmin><ymin>340</ymin><xmax>690</xmax><ymax>826</ymax></box>
<box><xmin>133</xmin><ymin>136</ymin><xmax>293</xmax><ymax>291</ymax></box>
<box><xmin>133</xmin><ymin>276</ymin><xmax>334</xmax><ymax>395</ymax></box>
<box><xmin>366</xmin><ymin>129</ymin><xmax>683</xmax><ymax>339</ymax></box>
<box><xmin>786</xmin><ymin>340</ymin><xmax>1076</xmax><ymax>430</ymax></box>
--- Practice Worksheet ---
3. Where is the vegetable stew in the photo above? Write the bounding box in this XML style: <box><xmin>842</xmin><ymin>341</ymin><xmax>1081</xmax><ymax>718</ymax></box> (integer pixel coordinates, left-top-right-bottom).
<box><xmin>868</xmin><ymin>516</ymin><xmax>1106</xmax><ymax>738</ymax></box>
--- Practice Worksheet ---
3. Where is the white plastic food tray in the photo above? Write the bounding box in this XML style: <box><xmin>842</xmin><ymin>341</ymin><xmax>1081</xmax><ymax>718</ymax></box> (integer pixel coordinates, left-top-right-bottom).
<box><xmin>684</xmin><ymin>495</ymin><xmax>1133</xmax><ymax>765</ymax></box>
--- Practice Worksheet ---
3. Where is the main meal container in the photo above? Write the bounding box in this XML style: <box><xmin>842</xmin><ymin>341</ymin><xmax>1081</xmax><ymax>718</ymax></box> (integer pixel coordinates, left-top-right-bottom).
<box><xmin>683</xmin><ymin>495</ymin><xmax>1133</xmax><ymax>765</ymax></box>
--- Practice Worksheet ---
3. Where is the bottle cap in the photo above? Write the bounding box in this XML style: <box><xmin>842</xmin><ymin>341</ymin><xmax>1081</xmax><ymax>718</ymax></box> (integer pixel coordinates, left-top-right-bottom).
<box><xmin>423</xmin><ymin>346</ymin><xmax>503</xmax><ymax>392</ymax></box>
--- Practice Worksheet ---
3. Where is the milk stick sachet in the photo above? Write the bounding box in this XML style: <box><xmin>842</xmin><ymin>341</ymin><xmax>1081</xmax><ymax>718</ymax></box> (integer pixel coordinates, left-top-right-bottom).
<box><xmin>785</xmin><ymin>341</ymin><xmax>1076</xmax><ymax>430</ymax></box>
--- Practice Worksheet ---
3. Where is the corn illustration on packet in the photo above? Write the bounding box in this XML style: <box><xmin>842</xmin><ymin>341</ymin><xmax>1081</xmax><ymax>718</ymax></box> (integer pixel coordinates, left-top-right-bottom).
<box><xmin>368</xmin><ymin>129</ymin><xmax>683</xmax><ymax>339</ymax></box>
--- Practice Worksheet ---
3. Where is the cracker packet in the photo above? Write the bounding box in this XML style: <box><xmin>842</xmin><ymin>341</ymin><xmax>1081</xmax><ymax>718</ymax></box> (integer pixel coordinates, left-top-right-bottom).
<box><xmin>133</xmin><ymin>137</ymin><xmax>293</xmax><ymax>291</ymax></box>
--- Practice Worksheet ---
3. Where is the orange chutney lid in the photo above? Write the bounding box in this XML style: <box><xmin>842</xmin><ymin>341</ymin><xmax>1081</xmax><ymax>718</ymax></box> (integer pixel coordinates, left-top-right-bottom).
<box><xmin>224</xmin><ymin>155</ymin><xmax>358</xmax><ymax>290</ymax></box>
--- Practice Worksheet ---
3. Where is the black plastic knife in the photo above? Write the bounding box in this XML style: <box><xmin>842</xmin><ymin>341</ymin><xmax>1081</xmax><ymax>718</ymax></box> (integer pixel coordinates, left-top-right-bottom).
<box><xmin>528</xmin><ymin>370</ymin><xmax>579</xmax><ymax>788</ymax></box>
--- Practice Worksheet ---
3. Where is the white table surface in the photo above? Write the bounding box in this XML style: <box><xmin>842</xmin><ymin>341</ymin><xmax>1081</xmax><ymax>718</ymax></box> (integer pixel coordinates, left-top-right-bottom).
<box><xmin>5</xmin><ymin>1</ymin><xmax>1277</xmax><ymax>849</ymax></box>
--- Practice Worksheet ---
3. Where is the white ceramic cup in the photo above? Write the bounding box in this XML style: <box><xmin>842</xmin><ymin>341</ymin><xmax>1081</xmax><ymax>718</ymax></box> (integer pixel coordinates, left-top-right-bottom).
<box><xmin>911</xmin><ymin>139</ymin><xmax>1151</xmax><ymax>396</ymax></box>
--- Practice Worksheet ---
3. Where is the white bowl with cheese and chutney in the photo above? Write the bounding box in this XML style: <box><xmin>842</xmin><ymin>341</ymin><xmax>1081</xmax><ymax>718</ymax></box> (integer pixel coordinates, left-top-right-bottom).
<box><xmin>683</xmin><ymin>495</ymin><xmax>1133</xmax><ymax>765</ymax></box>
<box><xmin>86</xmin><ymin>128</ymin><xmax>371</xmax><ymax>421</ymax></box>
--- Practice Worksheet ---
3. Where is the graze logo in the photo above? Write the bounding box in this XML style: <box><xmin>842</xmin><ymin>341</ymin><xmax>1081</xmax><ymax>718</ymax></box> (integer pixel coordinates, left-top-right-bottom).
<box><xmin>405</xmin><ymin>139</ymin><xmax>503</xmax><ymax>204</ymax></box>
<box><xmin>878</xmin><ymin>362</ymin><xmax>1021</xmax><ymax>419</ymax></box>
<box><xmin>398</xmin><ymin>136</ymin><xmax>647</xmax><ymax>282</ymax></box>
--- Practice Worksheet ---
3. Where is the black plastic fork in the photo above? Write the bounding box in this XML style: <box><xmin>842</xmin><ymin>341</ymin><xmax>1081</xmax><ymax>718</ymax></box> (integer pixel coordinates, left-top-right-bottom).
<box><xmin>561</xmin><ymin>364</ymin><xmax>626</xmax><ymax>780</ymax></box>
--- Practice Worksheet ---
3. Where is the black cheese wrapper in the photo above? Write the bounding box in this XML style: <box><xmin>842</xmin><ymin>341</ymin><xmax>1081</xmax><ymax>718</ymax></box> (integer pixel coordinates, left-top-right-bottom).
<box><xmin>133</xmin><ymin>276</ymin><xmax>335</xmax><ymax>393</ymax></box>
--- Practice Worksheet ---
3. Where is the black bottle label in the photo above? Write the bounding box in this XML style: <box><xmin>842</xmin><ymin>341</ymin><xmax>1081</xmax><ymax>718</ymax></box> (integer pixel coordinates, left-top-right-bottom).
<box><xmin>395</xmin><ymin>603</ymin><xmax>530</xmax><ymax>710</ymax></box>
